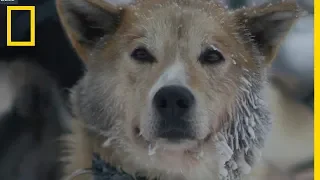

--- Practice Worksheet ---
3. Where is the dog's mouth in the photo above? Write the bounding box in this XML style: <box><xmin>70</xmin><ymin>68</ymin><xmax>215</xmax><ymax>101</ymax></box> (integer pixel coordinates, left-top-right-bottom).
<box><xmin>133</xmin><ymin>126</ymin><xmax>212</xmax><ymax>156</ymax></box>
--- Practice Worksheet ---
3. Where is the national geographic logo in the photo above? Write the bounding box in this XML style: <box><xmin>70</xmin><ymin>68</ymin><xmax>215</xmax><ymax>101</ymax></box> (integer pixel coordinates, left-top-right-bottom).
<box><xmin>6</xmin><ymin>6</ymin><xmax>35</xmax><ymax>46</ymax></box>
<box><xmin>0</xmin><ymin>0</ymin><xmax>18</xmax><ymax>5</ymax></box>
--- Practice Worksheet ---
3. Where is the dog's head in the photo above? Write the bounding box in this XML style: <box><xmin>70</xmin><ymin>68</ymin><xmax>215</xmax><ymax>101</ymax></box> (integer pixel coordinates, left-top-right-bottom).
<box><xmin>57</xmin><ymin>0</ymin><xmax>301</xmax><ymax>178</ymax></box>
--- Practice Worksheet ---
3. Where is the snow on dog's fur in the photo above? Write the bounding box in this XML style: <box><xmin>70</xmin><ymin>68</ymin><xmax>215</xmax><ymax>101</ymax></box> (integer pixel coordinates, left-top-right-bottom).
<box><xmin>56</xmin><ymin>0</ymin><xmax>302</xmax><ymax>179</ymax></box>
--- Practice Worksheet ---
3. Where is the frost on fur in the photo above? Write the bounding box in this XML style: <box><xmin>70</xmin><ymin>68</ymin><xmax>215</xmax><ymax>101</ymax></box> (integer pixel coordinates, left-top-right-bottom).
<box><xmin>213</xmin><ymin>66</ymin><xmax>271</xmax><ymax>180</ymax></box>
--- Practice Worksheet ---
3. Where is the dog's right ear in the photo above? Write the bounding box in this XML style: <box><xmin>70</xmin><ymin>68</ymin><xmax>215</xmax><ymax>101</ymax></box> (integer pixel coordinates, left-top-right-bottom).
<box><xmin>56</xmin><ymin>0</ymin><xmax>128</xmax><ymax>61</ymax></box>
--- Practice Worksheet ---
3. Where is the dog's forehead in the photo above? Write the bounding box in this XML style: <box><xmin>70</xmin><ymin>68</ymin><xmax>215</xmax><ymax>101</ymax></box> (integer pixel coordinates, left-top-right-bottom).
<box><xmin>129</xmin><ymin>5</ymin><xmax>230</xmax><ymax>48</ymax></box>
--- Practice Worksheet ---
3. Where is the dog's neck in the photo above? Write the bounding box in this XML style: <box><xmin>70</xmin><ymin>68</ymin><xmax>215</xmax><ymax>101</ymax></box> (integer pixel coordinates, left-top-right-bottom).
<box><xmin>216</xmin><ymin>69</ymin><xmax>271</xmax><ymax>180</ymax></box>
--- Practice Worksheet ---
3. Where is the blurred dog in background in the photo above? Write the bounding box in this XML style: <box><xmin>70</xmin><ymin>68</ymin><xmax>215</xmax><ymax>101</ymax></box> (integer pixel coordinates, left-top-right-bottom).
<box><xmin>248</xmin><ymin>72</ymin><xmax>313</xmax><ymax>180</ymax></box>
<box><xmin>0</xmin><ymin>60</ymin><xmax>71</xmax><ymax>180</ymax></box>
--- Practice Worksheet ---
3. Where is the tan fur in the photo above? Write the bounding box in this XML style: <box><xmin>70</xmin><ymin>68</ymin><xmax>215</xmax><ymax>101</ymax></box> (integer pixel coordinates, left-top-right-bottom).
<box><xmin>56</xmin><ymin>0</ymin><xmax>301</xmax><ymax>179</ymax></box>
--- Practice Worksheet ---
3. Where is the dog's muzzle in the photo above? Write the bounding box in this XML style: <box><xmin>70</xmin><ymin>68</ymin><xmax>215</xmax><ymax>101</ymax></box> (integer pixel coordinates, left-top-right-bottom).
<box><xmin>152</xmin><ymin>85</ymin><xmax>195</xmax><ymax>141</ymax></box>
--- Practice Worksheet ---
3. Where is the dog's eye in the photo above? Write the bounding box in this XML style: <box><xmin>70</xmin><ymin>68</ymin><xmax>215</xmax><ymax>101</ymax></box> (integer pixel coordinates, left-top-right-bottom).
<box><xmin>199</xmin><ymin>47</ymin><xmax>225</xmax><ymax>64</ymax></box>
<box><xmin>131</xmin><ymin>47</ymin><xmax>155</xmax><ymax>63</ymax></box>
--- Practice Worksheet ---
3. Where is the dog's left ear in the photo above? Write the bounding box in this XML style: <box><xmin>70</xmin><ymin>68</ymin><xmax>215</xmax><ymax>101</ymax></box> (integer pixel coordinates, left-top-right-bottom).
<box><xmin>56</xmin><ymin>0</ymin><xmax>134</xmax><ymax>62</ymax></box>
<box><xmin>233</xmin><ymin>1</ymin><xmax>303</xmax><ymax>64</ymax></box>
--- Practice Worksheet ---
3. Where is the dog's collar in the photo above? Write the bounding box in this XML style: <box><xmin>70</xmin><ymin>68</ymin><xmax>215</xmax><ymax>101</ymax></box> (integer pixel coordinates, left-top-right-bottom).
<box><xmin>66</xmin><ymin>153</ymin><xmax>149</xmax><ymax>180</ymax></box>
<box><xmin>91</xmin><ymin>153</ymin><xmax>149</xmax><ymax>180</ymax></box>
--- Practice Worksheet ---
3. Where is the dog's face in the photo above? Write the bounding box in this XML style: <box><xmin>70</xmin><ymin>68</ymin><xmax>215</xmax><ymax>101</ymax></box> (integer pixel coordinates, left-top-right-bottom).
<box><xmin>57</xmin><ymin>0</ymin><xmax>300</xmax><ymax>177</ymax></box>
<box><xmin>120</xmin><ymin>3</ymin><xmax>242</xmax><ymax>146</ymax></box>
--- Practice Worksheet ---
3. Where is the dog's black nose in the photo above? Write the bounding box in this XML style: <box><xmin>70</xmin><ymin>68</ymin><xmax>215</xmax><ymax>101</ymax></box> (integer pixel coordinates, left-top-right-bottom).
<box><xmin>153</xmin><ymin>85</ymin><xmax>195</xmax><ymax>118</ymax></box>
<box><xmin>153</xmin><ymin>85</ymin><xmax>195</xmax><ymax>140</ymax></box>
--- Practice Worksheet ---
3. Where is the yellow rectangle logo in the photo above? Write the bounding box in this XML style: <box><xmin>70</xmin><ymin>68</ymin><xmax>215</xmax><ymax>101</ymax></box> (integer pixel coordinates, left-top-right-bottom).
<box><xmin>7</xmin><ymin>6</ymin><xmax>35</xmax><ymax>46</ymax></box>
